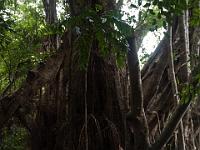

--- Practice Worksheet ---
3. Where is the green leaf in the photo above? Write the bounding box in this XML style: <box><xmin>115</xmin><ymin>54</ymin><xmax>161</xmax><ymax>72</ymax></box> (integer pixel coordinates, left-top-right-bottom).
<box><xmin>149</xmin><ymin>9</ymin><xmax>155</xmax><ymax>15</ymax></box>
<box><xmin>143</xmin><ymin>3</ymin><xmax>151</xmax><ymax>8</ymax></box>
<box><xmin>158</xmin><ymin>1</ymin><xmax>163</xmax><ymax>9</ymax></box>
<box><xmin>157</xmin><ymin>12</ymin><xmax>162</xmax><ymax>19</ymax></box>
<box><xmin>95</xmin><ymin>4</ymin><xmax>103</xmax><ymax>12</ymax></box>
<box><xmin>163</xmin><ymin>20</ymin><xmax>167</xmax><ymax>29</ymax></box>
<box><xmin>152</xmin><ymin>0</ymin><xmax>158</xmax><ymax>5</ymax></box>
<box><xmin>138</xmin><ymin>0</ymin><xmax>142</xmax><ymax>6</ymax></box>
<box><xmin>130</xmin><ymin>4</ymin><xmax>138</xmax><ymax>9</ymax></box>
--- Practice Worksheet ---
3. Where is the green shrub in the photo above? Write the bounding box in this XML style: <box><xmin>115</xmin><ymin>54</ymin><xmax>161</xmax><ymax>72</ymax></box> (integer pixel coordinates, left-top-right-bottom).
<box><xmin>0</xmin><ymin>126</ymin><xmax>28</xmax><ymax>150</ymax></box>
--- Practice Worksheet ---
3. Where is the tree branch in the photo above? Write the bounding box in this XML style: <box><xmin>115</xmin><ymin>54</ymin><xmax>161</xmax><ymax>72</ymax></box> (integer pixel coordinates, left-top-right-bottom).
<box><xmin>150</xmin><ymin>102</ymin><xmax>191</xmax><ymax>150</ymax></box>
<box><xmin>126</xmin><ymin>33</ymin><xmax>150</xmax><ymax>150</ymax></box>
<box><xmin>0</xmin><ymin>50</ymin><xmax>65</xmax><ymax>129</ymax></box>
<box><xmin>151</xmin><ymin>7</ymin><xmax>191</xmax><ymax>149</ymax></box>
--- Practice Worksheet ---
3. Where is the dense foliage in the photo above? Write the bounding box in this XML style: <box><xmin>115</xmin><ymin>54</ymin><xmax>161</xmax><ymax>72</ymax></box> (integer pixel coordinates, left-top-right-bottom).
<box><xmin>0</xmin><ymin>126</ymin><xmax>28</xmax><ymax>150</ymax></box>
<box><xmin>0</xmin><ymin>0</ymin><xmax>200</xmax><ymax>150</ymax></box>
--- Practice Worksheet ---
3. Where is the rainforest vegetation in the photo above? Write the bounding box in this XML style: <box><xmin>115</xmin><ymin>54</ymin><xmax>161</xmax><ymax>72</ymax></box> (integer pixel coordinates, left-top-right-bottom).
<box><xmin>0</xmin><ymin>0</ymin><xmax>200</xmax><ymax>150</ymax></box>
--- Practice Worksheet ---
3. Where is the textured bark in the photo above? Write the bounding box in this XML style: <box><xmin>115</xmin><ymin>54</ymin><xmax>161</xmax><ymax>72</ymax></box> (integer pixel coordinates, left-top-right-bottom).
<box><xmin>65</xmin><ymin>1</ymin><xmax>125</xmax><ymax>150</ymax></box>
<box><xmin>0</xmin><ymin>50</ymin><xmax>65</xmax><ymax>129</ymax></box>
<box><xmin>0</xmin><ymin>1</ymin><xmax>200</xmax><ymax>150</ymax></box>
<box><xmin>42</xmin><ymin>0</ymin><xmax>59</xmax><ymax>50</ymax></box>
<box><xmin>150</xmin><ymin>102</ymin><xmax>191</xmax><ymax>150</ymax></box>
<box><xmin>42</xmin><ymin>0</ymin><xmax>57</xmax><ymax>24</ymax></box>
<box><xmin>126</xmin><ymin>34</ymin><xmax>150</xmax><ymax>150</ymax></box>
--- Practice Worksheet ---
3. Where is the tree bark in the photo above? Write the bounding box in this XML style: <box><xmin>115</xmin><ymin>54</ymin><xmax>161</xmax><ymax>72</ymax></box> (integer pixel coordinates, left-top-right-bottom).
<box><xmin>0</xmin><ymin>1</ymin><xmax>200</xmax><ymax>150</ymax></box>
<box><xmin>126</xmin><ymin>34</ymin><xmax>150</xmax><ymax>150</ymax></box>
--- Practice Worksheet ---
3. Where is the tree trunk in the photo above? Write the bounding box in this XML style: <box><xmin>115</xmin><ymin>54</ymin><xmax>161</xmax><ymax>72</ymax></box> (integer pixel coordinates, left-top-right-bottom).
<box><xmin>0</xmin><ymin>1</ymin><xmax>200</xmax><ymax>150</ymax></box>
<box><xmin>65</xmin><ymin>1</ymin><xmax>125</xmax><ymax>149</ymax></box>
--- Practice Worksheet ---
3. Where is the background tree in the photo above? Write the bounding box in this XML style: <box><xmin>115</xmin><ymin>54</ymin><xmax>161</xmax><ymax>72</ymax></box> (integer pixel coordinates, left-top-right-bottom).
<box><xmin>0</xmin><ymin>0</ymin><xmax>200</xmax><ymax>150</ymax></box>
